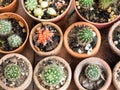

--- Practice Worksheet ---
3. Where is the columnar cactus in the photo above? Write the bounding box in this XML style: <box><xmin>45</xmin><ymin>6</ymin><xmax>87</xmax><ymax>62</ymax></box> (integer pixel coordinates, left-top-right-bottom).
<box><xmin>0</xmin><ymin>20</ymin><xmax>12</xmax><ymax>36</ymax></box>
<box><xmin>25</xmin><ymin>0</ymin><xmax>37</xmax><ymax>11</ymax></box>
<box><xmin>8</xmin><ymin>34</ymin><xmax>22</xmax><ymax>48</ymax></box>
<box><xmin>42</xmin><ymin>64</ymin><xmax>63</xmax><ymax>86</ymax></box>
<box><xmin>79</xmin><ymin>0</ymin><xmax>94</xmax><ymax>8</ymax></box>
<box><xmin>77</xmin><ymin>27</ymin><xmax>93</xmax><ymax>45</ymax></box>
<box><xmin>4</xmin><ymin>64</ymin><xmax>20</xmax><ymax>80</ymax></box>
<box><xmin>85</xmin><ymin>64</ymin><xmax>101</xmax><ymax>81</ymax></box>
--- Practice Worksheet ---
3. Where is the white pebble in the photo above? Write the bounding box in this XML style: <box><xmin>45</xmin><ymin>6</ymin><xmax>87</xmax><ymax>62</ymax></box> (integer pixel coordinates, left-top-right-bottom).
<box><xmin>78</xmin><ymin>49</ymin><xmax>82</xmax><ymax>53</ymax></box>
<box><xmin>41</xmin><ymin>1</ymin><xmax>49</xmax><ymax>8</ymax></box>
<box><xmin>87</xmin><ymin>50</ymin><xmax>92</xmax><ymax>55</ymax></box>
<box><xmin>93</xmin><ymin>31</ymin><xmax>96</xmax><ymax>37</ymax></box>
<box><xmin>114</xmin><ymin>41</ymin><xmax>118</xmax><ymax>45</ymax></box>
<box><xmin>85</xmin><ymin>44</ymin><xmax>91</xmax><ymax>50</ymax></box>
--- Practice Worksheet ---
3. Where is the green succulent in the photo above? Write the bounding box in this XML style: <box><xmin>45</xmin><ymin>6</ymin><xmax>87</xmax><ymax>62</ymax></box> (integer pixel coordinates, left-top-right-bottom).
<box><xmin>8</xmin><ymin>34</ymin><xmax>22</xmax><ymax>48</ymax></box>
<box><xmin>79</xmin><ymin>0</ymin><xmax>94</xmax><ymax>8</ymax></box>
<box><xmin>99</xmin><ymin>0</ymin><xmax>117</xmax><ymax>9</ymax></box>
<box><xmin>85</xmin><ymin>64</ymin><xmax>101</xmax><ymax>81</ymax></box>
<box><xmin>25</xmin><ymin>0</ymin><xmax>37</xmax><ymax>11</ymax></box>
<box><xmin>4</xmin><ymin>64</ymin><xmax>20</xmax><ymax>80</ymax></box>
<box><xmin>42</xmin><ymin>64</ymin><xmax>64</xmax><ymax>86</ymax></box>
<box><xmin>0</xmin><ymin>20</ymin><xmax>12</xmax><ymax>36</ymax></box>
<box><xmin>77</xmin><ymin>27</ymin><xmax>93</xmax><ymax>45</ymax></box>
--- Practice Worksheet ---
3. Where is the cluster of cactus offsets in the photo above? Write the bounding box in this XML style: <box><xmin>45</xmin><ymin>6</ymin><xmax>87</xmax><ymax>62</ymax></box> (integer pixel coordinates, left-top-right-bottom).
<box><xmin>8</xmin><ymin>34</ymin><xmax>22</xmax><ymax>48</ymax></box>
<box><xmin>85</xmin><ymin>64</ymin><xmax>101</xmax><ymax>81</ymax></box>
<box><xmin>0</xmin><ymin>20</ymin><xmax>12</xmax><ymax>36</ymax></box>
<box><xmin>4</xmin><ymin>64</ymin><xmax>20</xmax><ymax>80</ymax></box>
<box><xmin>42</xmin><ymin>64</ymin><xmax>63</xmax><ymax>86</ymax></box>
<box><xmin>25</xmin><ymin>0</ymin><xmax>37</xmax><ymax>11</ymax></box>
<box><xmin>79</xmin><ymin>0</ymin><xmax>94</xmax><ymax>8</ymax></box>
<box><xmin>77</xmin><ymin>27</ymin><xmax>93</xmax><ymax>45</ymax></box>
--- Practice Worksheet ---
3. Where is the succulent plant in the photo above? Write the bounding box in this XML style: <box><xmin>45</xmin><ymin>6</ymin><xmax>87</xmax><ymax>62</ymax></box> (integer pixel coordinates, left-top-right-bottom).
<box><xmin>33</xmin><ymin>8</ymin><xmax>44</xmax><ymax>18</ymax></box>
<box><xmin>8</xmin><ymin>34</ymin><xmax>22</xmax><ymax>48</ymax></box>
<box><xmin>0</xmin><ymin>20</ymin><xmax>12</xmax><ymax>36</ymax></box>
<box><xmin>25</xmin><ymin>0</ymin><xmax>37</xmax><ymax>11</ymax></box>
<box><xmin>47</xmin><ymin>7</ymin><xmax>57</xmax><ymax>16</ymax></box>
<box><xmin>85</xmin><ymin>64</ymin><xmax>101</xmax><ymax>81</ymax></box>
<box><xmin>4</xmin><ymin>64</ymin><xmax>20</xmax><ymax>80</ymax></box>
<box><xmin>77</xmin><ymin>27</ymin><xmax>93</xmax><ymax>45</ymax></box>
<box><xmin>42</xmin><ymin>64</ymin><xmax>64</xmax><ymax>86</ymax></box>
<box><xmin>79</xmin><ymin>0</ymin><xmax>94</xmax><ymax>8</ymax></box>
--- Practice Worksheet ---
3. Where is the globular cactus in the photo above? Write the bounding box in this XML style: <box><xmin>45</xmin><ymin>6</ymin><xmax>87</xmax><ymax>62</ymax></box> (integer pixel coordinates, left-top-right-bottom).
<box><xmin>42</xmin><ymin>64</ymin><xmax>63</xmax><ymax>86</ymax></box>
<box><xmin>85</xmin><ymin>64</ymin><xmax>101</xmax><ymax>81</ymax></box>
<box><xmin>77</xmin><ymin>27</ymin><xmax>93</xmax><ymax>45</ymax></box>
<box><xmin>8</xmin><ymin>34</ymin><xmax>22</xmax><ymax>48</ymax></box>
<box><xmin>0</xmin><ymin>20</ymin><xmax>12</xmax><ymax>36</ymax></box>
<box><xmin>4</xmin><ymin>64</ymin><xmax>20</xmax><ymax>80</ymax></box>
<box><xmin>25</xmin><ymin>0</ymin><xmax>37</xmax><ymax>11</ymax></box>
<box><xmin>79</xmin><ymin>0</ymin><xmax>94</xmax><ymax>8</ymax></box>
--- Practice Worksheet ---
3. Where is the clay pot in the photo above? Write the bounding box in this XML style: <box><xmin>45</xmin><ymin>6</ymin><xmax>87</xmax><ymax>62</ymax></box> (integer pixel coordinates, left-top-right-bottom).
<box><xmin>64</xmin><ymin>22</ymin><xmax>101</xmax><ymax>58</ymax></box>
<box><xmin>34</xmin><ymin>56</ymin><xmax>72</xmax><ymax>90</ymax></box>
<box><xmin>74</xmin><ymin>57</ymin><xmax>112</xmax><ymax>90</ymax></box>
<box><xmin>0</xmin><ymin>53</ymin><xmax>33</xmax><ymax>90</ymax></box>
<box><xmin>0</xmin><ymin>0</ymin><xmax>18</xmax><ymax>13</ymax></box>
<box><xmin>74</xmin><ymin>0</ymin><xmax>120</xmax><ymax>29</ymax></box>
<box><xmin>113</xmin><ymin>61</ymin><xmax>120</xmax><ymax>90</ymax></box>
<box><xmin>0</xmin><ymin>12</ymin><xmax>29</xmax><ymax>54</ymax></box>
<box><xmin>29</xmin><ymin>22</ymin><xmax>63</xmax><ymax>56</ymax></box>
<box><xmin>108</xmin><ymin>20</ymin><xmax>120</xmax><ymax>56</ymax></box>
<box><xmin>21</xmin><ymin>0</ymin><xmax>72</xmax><ymax>22</ymax></box>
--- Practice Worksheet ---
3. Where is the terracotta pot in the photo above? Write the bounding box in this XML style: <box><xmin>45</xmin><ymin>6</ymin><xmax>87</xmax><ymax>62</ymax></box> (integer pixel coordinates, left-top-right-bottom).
<box><xmin>0</xmin><ymin>12</ymin><xmax>29</xmax><ymax>54</ymax></box>
<box><xmin>108</xmin><ymin>20</ymin><xmax>120</xmax><ymax>56</ymax></box>
<box><xmin>29</xmin><ymin>22</ymin><xmax>63</xmax><ymax>56</ymax></box>
<box><xmin>113</xmin><ymin>61</ymin><xmax>120</xmax><ymax>90</ymax></box>
<box><xmin>74</xmin><ymin>0</ymin><xmax>120</xmax><ymax>29</ymax></box>
<box><xmin>64</xmin><ymin>22</ymin><xmax>101</xmax><ymax>58</ymax></box>
<box><xmin>0</xmin><ymin>53</ymin><xmax>33</xmax><ymax>90</ymax></box>
<box><xmin>21</xmin><ymin>0</ymin><xmax>72</xmax><ymax>22</ymax></box>
<box><xmin>0</xmin><ymin>0</ymin><xmax>18</xmax><ymax>13</ymax></box>
<box><xmin>34</xmin><ymin>56</ymin><xmax>72</xmax><ymax>90</ymax></box>
<box><xmin>74</xmin><ymin>57</ymin><xmax>112</xmax><ymax>90</ymax></box>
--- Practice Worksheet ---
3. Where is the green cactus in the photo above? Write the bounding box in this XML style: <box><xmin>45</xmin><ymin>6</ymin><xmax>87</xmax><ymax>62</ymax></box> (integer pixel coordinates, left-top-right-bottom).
<box><xmin>0</xmin><ymin>20</ymin><xmax>12</xmax><ymax>36</ymax></box>
<box><xmin>8</xmin><ymin>34</ymin><xmax>22</xmax><ymax>48</ymax></box>
<box><xmin>85</xmin><ymin>64</ymin><xmax>101</xmax><ymax>81</ymax></box>
<box><xmin>25</xmin><ymin>0</ymin><xmax>37</xmax><ymax>11</ymax></box>
<box><xmin>42</xmin><ymin>64</ymin><xmax>63</xmax><ymax>86</ymax></box>
<box><xmin>77</xmin><ymin>27</ymin><xmax>93</xmax><ymax>45</ymax></box>
<box><xmin>79</xmin><ymin>0</ymin><xmax>94</xmax><ymax>8</ymax></box>
<box><xmin>4</xmin><ymin>64</ymin><xmax>20</xmax><ymax>80</ymax></box>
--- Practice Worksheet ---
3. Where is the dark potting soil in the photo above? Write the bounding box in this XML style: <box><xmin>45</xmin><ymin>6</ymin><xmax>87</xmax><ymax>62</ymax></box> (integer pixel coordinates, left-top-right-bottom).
<box><xmin>76</xmin><ymin>0</ymin><xmax>120</xmax><ymax>23</ymax></box>
<box><xmin>33</xmin><ymin>24</ymin><xmax>60</xmax><ymax>52</ymax></box>
<box><xmin>0</xmin><ymin>56</ymin><xmax>29</xmax><ymax>88</ymax></box>
<box><xmin>0</xmin><ymin>0</ymin><xmax>13</xmax><ymax>7</ymax></box>
<box><xmin>0</xmin><ymin>18</ymin><xmax>27</xmax><ymax>51</ymax></box>
<box><xmin>68</xmin><ymin>25</ymin><xmax>97</xmax><ymax>54</ymax></box>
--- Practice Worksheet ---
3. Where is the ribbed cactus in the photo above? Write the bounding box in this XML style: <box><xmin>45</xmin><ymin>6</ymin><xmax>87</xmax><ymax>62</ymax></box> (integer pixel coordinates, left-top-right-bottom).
<box><xmin>85</xmin><ymin>64</ymin><xmax>101</xmax><ymax>81</ymax></box>
<box><xmin>8</xmin><ymin>34</ymin><xmax>22</xmax><ymax>48</ymax></box>
<box><xmin>0</xmin><ymin>20</ymin><xmax>12</xmax><ymax>36</ymax></box>
<box><xmin>25</xmin><ymin>0</ymin><xmax>37</xmax><ymax>11</ymax></box>
<box><xmin>4</xmin><ymin>64</ymin><xmax>20</xmax><ymax>80</ymax></box>
<box><xmin>79</xmin><ymin>0</ymin><xmax>94</xmax><ymax>8</ymax></box>
<box><xmin>42</xmin><ymin>64</ymin><xmax>63</xmax><ymax>86</ymax></box>
<box><xmin>77</xmin><ymin>27</ymin><xmax>93</xmax><ymax>45</ymax></box>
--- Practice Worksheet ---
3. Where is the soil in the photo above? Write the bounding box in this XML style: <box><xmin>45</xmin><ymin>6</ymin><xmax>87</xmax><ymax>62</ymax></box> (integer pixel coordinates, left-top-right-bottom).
<box><xmin>0</xmin><ymin>55</ymin><xmax>29</xmax><ymax>88</ymax></box>
<box><xmin>79</xmin><ymin>64</ymin><xmax>106</xmax><ymax>90</ymax></box>
<box><xmin>68</xmin><ymin>25</ymin><xmax>97</xmax><ymax>54</ymax></box>
<box><xmin>76</xmin><ymin>0</ymin><xmax>120</xmax><ymax>23</ymax></box>
<box><xmin>0</xmin><ymin>0</ymin><xmax>13</xmax><ymax>7</ymax></box>
<box><xmin>0</xmin><ymin>18</ymin><xmax>27</xmax><ymax>51</ymax></box>
<box><xmin>37</xmin><ymin>58</ymin><xmax>68</xmax><ymax>89</ymax></box>
<box><xmin>33</xmin><ymin>24</ymin><xmax>60</xmax><ymax>52</ymax></box>
<box><xmin>116</xmin><ymin>66</ymin><xmax>120</xmax><ymax>82</ymax></box>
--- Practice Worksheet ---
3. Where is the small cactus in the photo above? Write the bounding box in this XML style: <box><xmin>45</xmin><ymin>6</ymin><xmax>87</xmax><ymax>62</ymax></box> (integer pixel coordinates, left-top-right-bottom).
<box><xmin>85</xmin><ymin>64</ymin><xmax>101</xmax><ymax>81</ymax></box>
<box><xmin>8</xmin><ymin>34</ymin><xmax>22</xmax><ymax>48</ymax></box>
<box><xmin>25</xmin><ymin>0</ymin><xmax>37</xmax><ymax>11</ymax></box>
<box><xmin>79</xmin><ymin>0</ymin><xmax>94</xmax><ymax>8</ymax></box>
<box><xmin>42</xmin><ymin>64</ymin><xmax>63</xmax><ymax>86</ymax></box>
<box><xmin>4</xmin><ymin>64</ymin><xmax>20</xmax><ymax>80</ymax></box>
<box><xmin>77</xmin><ymin>27</ymin><xmax>93</xmax><ymax>45</ymax></box>
<box><xmin>0</xmin><ymin>20</ymin><xmax>12</xmax><ymax>36</ymax></box>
